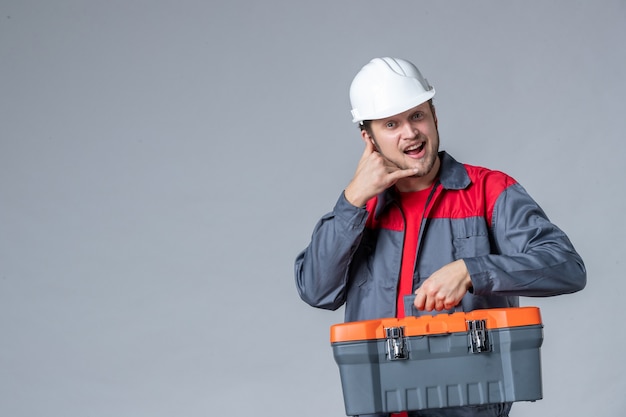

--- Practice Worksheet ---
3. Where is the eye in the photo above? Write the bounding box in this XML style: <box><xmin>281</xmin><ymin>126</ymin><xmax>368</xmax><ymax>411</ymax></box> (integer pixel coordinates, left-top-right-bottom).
<box><xmin>385</xmin><ymin>121</ymin><xmax>396</xmax><ymax>128</ymax></box>
<box><xmin>411</xmin><ymin>112</ymin><xmax>424</xmax><ymax>121</ymax></box>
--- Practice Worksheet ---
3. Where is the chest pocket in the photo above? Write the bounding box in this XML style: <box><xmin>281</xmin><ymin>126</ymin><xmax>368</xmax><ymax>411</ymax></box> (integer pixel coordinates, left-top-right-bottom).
<box><xmin>451</xmin><ymin>216</ymin><xmax>492</xmax><ymax>258</ymax></box>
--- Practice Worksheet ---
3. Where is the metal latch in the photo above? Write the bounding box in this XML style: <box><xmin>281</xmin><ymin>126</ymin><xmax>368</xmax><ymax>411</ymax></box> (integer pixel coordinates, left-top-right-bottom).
<box><xmin>467</xmin><ymin>319</ymin><xmax>492</xmax><ymax>353</ymax></box>
<box><xmin>385</xmin><ymin>326</ymin><xmax>408</xmax><ymax>360</ymax></box>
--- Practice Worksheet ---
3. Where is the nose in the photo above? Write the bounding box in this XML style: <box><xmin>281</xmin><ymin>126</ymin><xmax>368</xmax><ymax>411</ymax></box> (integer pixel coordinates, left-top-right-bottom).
<box><xmin>401</xmin><ymin>121</ymin><xmax>418</xmax><ymax>139</ymax></box>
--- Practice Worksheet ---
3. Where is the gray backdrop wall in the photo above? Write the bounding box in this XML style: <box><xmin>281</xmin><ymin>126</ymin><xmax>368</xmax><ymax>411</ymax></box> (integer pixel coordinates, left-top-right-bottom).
<box><xmin>1</xmin><ymin>1</ymin><xmax>624</xmax><ymax>416</ymax></box>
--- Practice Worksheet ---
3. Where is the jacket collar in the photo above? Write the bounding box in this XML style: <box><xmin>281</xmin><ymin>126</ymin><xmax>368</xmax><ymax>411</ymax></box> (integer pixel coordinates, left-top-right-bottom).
<box><xmin>374</xmin><ymin>151</ymin><xmax>470</xmax><ymax>219</ymax></box>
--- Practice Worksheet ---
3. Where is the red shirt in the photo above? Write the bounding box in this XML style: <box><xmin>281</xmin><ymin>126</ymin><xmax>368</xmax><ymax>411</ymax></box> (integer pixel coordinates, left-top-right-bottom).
<box><xmin>392</xmin><ymin>186</ymin><xmax>432</xmax><ymax>417</ymax></box>
<box><xmin>395</xmin><ymin>186</ymin><xmax>432</xmax><ymax>319</ymax></box>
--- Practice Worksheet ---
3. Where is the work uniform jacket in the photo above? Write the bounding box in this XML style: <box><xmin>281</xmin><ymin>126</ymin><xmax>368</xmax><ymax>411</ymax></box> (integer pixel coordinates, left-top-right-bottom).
<box><xmin>294</xmin><ymin>151</ymin><xmax>586</xmax><ymax>417</ymax></box>
<box><xmin>295</xmin><ymin>151</ymin><xmax>586</xmax><ymax>323</ymax></box>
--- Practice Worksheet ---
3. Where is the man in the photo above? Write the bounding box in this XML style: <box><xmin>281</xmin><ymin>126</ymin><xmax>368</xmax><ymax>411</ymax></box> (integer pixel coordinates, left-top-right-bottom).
<box><xmin>294</xmin><ymin>57</ymin><xmax>586</xmax><ymax>417</ymax></box>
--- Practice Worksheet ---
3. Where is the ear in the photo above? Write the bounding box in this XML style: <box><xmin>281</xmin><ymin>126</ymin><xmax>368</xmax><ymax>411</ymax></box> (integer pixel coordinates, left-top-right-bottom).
<box><xmin>360</xmin><ymin>128</ymin><xmax>375</xmax><ymax>145</ymax></box>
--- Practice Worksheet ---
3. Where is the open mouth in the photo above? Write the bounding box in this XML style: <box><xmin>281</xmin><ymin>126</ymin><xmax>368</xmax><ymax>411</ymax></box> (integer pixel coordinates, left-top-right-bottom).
<box><xmin>404</xmin><ymin>142</ymin><xmax>425</xmax><ymax>156</ymax></box>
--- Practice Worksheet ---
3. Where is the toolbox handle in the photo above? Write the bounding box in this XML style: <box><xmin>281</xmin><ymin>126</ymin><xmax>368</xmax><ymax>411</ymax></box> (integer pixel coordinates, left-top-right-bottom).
<box><xmin>403</xmin><ymin>294</ymin><xmax>463</xmax><ymax>318</ymax></box>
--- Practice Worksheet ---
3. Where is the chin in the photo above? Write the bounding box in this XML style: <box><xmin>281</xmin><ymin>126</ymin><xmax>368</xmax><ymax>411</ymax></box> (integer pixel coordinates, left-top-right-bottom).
<box><xmin>411</xmin><ymin>160</ymin><xmax>436</xmax><ymax>177</ymax></box>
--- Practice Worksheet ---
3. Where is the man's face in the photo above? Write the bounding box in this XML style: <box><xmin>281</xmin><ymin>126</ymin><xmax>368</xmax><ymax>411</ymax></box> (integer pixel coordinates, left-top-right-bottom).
<box><xmin>364</xmin><ymin>101</ymin><xmax>440</xmax><ymax>181</ymax></box>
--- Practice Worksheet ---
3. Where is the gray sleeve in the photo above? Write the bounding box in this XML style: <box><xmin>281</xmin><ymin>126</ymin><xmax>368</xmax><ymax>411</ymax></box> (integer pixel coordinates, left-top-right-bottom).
<box><xmin>294</xmin><ymin>192</ymin><xmax>369</xmax><ymax>310</ymax></box>
<box><xmin>464</xmin><ymin>183</ymin><xmax>586</xmax><ymax>297</ymax></box>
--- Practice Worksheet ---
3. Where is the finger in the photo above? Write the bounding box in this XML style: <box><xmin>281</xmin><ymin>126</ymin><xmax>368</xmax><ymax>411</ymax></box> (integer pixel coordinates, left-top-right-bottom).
<box><xmin>413</xmin><ymin>290</ymin><xmax>426</xmax><ymax>311</ymax></box>
<box><xmin>364</xmin><ymin>136</ymin><xmax>378</xmax><ymax>154</ymax></box>
<box><xmin>424</xmin><ymin>296</ymin><xmax>435</xmax><ymax>312</ymax></box>
<box><xmin>387</xmin><ymin>166</ymin><xmax>419</xmax><ymax>180</ymax></box>
<box><xmin>365</xmin><ymin>136</ymin><xmax>377</xmax><ymax>152</ymax></box>
<box><xmin>357</xmin><ymin>140</ymin><xmax>376</xmax><ymax>165</ymax></box>
<box><xmin>444</xmin><ymin>301</ymin><xmax>458</xmax><ymax>310</ymax></box>
<box><xmin>435</xmin><ymin>298</ymin><xmax>448</xmax><ymax>311</ymax></box>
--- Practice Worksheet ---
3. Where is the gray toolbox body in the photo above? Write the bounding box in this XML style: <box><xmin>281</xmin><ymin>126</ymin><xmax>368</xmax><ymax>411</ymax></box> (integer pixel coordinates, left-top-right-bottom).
<box><xmin>330</xmin><ymin>307</ymin><xmax>544</xmax><ymax>416</ymax></box>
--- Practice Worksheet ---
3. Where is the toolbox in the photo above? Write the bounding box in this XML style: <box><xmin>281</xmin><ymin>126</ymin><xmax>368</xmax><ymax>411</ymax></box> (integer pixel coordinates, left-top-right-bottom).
<box><xmin>330</xmin><ymin>307</ymin><xmax>544</xmax><ymax>416</ymax></box>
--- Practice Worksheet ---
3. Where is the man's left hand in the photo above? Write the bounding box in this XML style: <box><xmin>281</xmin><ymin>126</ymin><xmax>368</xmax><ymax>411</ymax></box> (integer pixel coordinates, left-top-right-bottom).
<box><xmin>413</xmin><ymin>259</ymin><xmax>473</xmax><ymax>311</ymax></box>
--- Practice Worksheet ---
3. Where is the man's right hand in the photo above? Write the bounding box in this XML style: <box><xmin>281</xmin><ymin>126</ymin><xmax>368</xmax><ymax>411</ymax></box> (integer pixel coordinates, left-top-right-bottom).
<box><xmin>344</xmin><ymin>139</ymin><xmax>418</xmax><ymax>207</ymax></box>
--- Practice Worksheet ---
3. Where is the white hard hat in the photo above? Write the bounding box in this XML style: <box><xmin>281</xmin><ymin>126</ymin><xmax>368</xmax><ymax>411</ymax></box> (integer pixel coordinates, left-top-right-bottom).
<box><xmin>350</xmin><ymin>57</ymin><xmax>435</xmax><ymax>124</ymax></box>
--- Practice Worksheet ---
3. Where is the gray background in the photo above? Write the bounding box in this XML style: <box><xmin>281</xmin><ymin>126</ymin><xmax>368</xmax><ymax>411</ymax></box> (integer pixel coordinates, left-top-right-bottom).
<box><xmin>1</xmin><ymin>1</ymin><xmax>624</xmax><ymax>416</ymax></box>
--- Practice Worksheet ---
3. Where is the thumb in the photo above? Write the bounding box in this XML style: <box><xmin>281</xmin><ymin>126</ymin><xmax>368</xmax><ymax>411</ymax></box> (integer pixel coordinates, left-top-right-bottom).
<box><xmin>359</xmin><ymin>136</ymin><xmax>376</xmax><ymax>160</ymax></box>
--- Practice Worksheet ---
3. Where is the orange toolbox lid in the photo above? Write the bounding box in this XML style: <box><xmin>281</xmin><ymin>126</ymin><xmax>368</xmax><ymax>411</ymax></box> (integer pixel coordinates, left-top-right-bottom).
<box><xmin>330</xmin><ymin>307</ymin><xmax>542</xmax><ymax>343</ymax></box>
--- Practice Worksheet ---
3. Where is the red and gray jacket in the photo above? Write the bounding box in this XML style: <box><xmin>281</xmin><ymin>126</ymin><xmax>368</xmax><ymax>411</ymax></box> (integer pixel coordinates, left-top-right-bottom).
<box><xmin>295</xmin><ymin>151</ymin><xmax>586</xmax><ymax>323</ymax></box>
